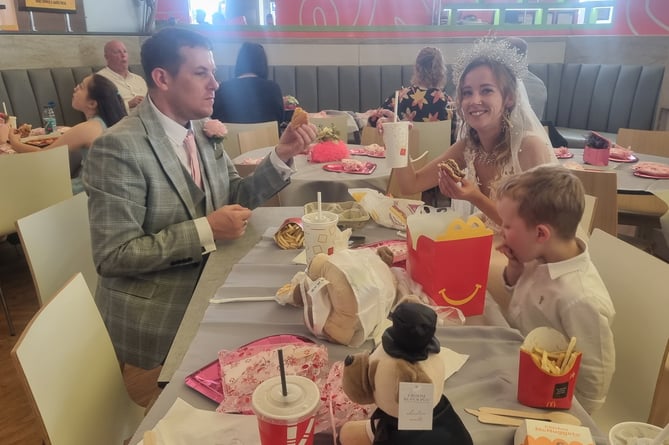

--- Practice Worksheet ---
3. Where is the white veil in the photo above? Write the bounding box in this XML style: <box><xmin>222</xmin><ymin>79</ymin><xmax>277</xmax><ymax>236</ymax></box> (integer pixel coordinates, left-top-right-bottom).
<box><xmin>508</xmin><ymin>78</ymin><xmax>558</xmax><ymax>172</ymax></box>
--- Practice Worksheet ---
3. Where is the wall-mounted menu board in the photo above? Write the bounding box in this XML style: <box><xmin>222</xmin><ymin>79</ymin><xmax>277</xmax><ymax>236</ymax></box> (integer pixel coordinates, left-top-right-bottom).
<box><xmin>19</xmin><ymin>0</ymin><xmax>76</xmax><ymax>14</ymax></box>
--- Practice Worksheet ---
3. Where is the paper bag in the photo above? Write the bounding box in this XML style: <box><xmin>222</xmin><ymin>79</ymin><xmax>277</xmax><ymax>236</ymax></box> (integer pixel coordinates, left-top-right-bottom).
<box><xmin>348</xmin><ymin>187</ymin><xmax>423</xmax><ymax>230</ymax></box>
<box><xmin>407</xmin><ymin>213</ymin><xmax>493</xmax><ymax>316</ymax></box>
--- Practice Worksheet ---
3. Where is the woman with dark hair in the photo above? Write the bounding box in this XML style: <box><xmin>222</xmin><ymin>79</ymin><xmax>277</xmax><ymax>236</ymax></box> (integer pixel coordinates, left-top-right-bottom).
<box><xmin>8</xmin><ymin>73</ymin><xmax>127</xmax><ymax>192</ymax></box>
<box><xmin>212</xmin><ymin>42</ymin><xmax>284</xmax><ymax>127</ymax></box>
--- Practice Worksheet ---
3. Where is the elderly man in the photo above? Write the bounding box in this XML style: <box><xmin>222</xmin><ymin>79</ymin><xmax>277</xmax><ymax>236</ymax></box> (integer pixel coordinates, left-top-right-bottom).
<box><xmin>83</xmin><ymin>28</ymin><xmax>317</xmax><ymax>370</ymax></box>
<box><xmin>97</xmin><ymin>40</ymin><xmax>148</xmax><ymax>111</ymax></box>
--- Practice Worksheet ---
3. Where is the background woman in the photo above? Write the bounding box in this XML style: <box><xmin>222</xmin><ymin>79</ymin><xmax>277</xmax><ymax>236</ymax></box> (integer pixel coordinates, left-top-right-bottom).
<box><xmin>9</xmin><ymin>73</ymin><xmax>127</xmax><ymax>193</ymax></box>
<box><xmin>212</xmin><ymin>42</ymin><xmax>284</xmax><ymax>129</ymax></box>
<box><xmin>392</xmin><ymin>38</ymin><xmax>557</xmax><ymax>227</ymax></box>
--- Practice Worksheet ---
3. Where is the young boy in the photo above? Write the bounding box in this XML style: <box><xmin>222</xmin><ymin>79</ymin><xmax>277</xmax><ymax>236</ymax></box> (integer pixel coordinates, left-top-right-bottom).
<box><xmin>495</xmin><ymin>164</ymin><xmax>615</xmax><ymax>413</ymax></box>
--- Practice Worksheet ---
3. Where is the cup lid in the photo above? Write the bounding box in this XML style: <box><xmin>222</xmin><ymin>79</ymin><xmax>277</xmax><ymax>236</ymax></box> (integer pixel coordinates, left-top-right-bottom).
<box><xmin>251</xmin><ymin>375</ymin><xmax>320</xmax><ymax>421</ymax></box>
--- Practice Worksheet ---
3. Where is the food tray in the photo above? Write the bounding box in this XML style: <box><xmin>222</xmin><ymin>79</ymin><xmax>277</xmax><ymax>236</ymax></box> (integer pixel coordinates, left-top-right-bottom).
<box><xmin>303</xmin><ymin>201</ymin><xmax>370</xmax><ymax>229</ymax></box>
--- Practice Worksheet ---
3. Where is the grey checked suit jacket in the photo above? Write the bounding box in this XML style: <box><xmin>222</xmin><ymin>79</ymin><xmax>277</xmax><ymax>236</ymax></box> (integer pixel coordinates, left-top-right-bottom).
<box><xmin>83</xmin><ymin>99</ymin><xmax>288</xmax><ymax>369</ymax></box>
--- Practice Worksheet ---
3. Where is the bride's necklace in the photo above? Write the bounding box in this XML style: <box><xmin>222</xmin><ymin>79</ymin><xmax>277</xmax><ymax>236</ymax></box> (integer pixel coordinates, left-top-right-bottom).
<box><xmin>476</xmin><ymin>149</ymin><xmax>498</xmax><ymax>165</ymax></box>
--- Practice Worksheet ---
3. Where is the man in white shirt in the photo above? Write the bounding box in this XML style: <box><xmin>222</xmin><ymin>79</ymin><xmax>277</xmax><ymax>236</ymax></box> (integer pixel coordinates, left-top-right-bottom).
<box><xmin>97</xmin><ymin>40</ymin><xmax>148</xmax><ymax>111</ymax></box>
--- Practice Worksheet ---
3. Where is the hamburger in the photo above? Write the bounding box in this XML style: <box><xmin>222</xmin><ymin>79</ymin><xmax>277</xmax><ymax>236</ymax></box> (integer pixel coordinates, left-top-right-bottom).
<box><xmin>290</xmin><ymin>107</ymin><xmax>308</xmax><ymax>128</ymax></box>
<box><xmin>439</xmin><ymin>159</ymin><xmax>465</xmax><ymax>182</ymax></box>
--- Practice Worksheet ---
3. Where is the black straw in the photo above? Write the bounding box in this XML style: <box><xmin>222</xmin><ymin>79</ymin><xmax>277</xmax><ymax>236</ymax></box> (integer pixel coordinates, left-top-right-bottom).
<box><xmin>278</xmin><ymin>348</ymin><xmax>288</xmax><ymax>396</ymax></box>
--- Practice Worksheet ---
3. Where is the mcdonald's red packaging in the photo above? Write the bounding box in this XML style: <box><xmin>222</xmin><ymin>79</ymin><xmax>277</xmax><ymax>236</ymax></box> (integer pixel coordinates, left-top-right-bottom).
<box><xmin>518</xmin><ymin>327</ymin><xmax>582</xmax><ymax>409</ymax></box>
<box><xmin>406</xmin><ymin>213</ymin><xmax>493</xmax><ymax>316</ymax></box>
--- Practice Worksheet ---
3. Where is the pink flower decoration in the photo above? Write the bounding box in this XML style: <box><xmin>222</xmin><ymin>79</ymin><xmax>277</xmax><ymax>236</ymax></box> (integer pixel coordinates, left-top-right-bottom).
<box><xmin>203</xmin><ymin>119</ymin><xmax>227</xmax><ymax>143</ymax></box>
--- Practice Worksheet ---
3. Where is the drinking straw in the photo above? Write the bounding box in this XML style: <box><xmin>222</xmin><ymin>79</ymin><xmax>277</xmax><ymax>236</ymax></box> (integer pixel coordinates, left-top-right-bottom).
<box><xmin>393</xmin><ymin>91</ymin><xmax>399</xmax><ymax>122</ymax></box>
<box><xmin>2</xmin><ymin>102</ymin><xmax>7</xmax><ymax>116</ymax></box>
<box><xmin>317</xmin><ymin>191</ymin><xmax>322</xmax><ymax>220</ymax></box>
<box><xmin>278</xmin><ymin>348</ymin><xmax>288</xmax><ymax>396</ymax></box>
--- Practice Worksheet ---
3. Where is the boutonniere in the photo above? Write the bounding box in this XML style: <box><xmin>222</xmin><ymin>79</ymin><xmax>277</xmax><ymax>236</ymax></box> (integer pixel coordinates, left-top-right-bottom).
<box><xmin>203</xmin><ymin>119</ymin><xmax>228</xmax><ymax>159</ymax></box>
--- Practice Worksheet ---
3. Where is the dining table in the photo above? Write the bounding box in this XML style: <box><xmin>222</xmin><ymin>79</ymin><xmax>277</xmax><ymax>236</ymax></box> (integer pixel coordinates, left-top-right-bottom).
<box><xmin>232</xmin><ymin>145</ymin><xmax>392</xmax><ymax>206</ymax></box>
<box><xmin>129</xmin><ymin>207</ymin><xmax>608</xmax><ymax>445</ymax></box>
<box><xmin>559</xmin><ymin>149</ymin><xmax>669</xmax><ymax>244</ymax></box>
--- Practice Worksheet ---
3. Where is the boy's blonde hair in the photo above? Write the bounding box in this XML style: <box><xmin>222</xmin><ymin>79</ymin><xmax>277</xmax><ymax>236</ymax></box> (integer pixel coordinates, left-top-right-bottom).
<box><xmin>496</xmin><ymin>165</ymin><xmax>585</xmax><ymax>239</ymax></box>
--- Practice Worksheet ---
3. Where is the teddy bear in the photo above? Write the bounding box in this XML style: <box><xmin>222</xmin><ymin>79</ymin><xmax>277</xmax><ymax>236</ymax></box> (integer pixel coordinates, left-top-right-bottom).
<box><xmin>276</xmin><ymin>248</ymin><xmax>397</xmax><ymax>347</ymax></box>
<box><xmin>339</xmin><ymin>300</ymin><xmax>473</xmax><ymax>445</ymax></box>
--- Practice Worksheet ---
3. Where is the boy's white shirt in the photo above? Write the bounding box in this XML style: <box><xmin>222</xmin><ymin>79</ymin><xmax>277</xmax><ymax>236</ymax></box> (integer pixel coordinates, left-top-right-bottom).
<box><xmin>506</xmin><ymin>237</ymin><xmax>616</xmax><ymax>413</ymax></box>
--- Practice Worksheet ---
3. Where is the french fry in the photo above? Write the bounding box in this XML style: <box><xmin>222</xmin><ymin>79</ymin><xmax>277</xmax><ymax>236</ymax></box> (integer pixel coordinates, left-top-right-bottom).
<box><xmin>526</xmin><ymin>337</ymin><xmax>578</xmax><ymax>376</ymax></box>
<box><xmin>561</xmin><ymin>337</ymin><xmax>578</xmax><ymax>373</ymax></box>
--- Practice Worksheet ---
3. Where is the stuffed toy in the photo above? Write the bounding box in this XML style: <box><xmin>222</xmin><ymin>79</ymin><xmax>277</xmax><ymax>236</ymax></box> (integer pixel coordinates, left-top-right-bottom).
<box><xmin>340</xmin><ymin>301</ymin><xmax>473</xmax><ymax>445</ymax></box>
<box><xmin>277</xmin><ymin>248</ymin><xmax>397</xmax><ymax>347</ymax></box>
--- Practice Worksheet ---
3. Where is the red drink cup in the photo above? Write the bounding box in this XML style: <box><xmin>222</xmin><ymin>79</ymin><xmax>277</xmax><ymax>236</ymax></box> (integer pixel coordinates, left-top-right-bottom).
<box><xmin>251</xmin><ymin>375</ymin><xmax>320</xmax><ymax>445</ymax></box>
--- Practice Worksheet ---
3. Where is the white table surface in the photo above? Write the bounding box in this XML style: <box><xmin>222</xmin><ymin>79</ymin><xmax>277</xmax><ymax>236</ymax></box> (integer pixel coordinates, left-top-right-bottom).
<box><xmin>233</xmin><ymin>145</ymin><xmax>391</xmax><ymax>206</ymax></box>
<box><xmin>130</xmin><ymin>207</ymin><xmax>608</xmax><ymax>445</ymax></box>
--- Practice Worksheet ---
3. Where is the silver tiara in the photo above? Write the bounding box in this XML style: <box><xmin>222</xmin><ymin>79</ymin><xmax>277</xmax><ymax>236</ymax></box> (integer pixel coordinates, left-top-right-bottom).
<box><xmin>453</xmin><ymin>37</ymin><xmax>528</xmax><ymax>86</ymax></box>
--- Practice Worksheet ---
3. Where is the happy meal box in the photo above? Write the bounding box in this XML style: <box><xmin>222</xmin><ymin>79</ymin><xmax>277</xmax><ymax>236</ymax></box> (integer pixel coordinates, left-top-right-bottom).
<box><xmin>518</xmin><ymin>327</ymin><xmax>582</xmax><ymax>409</ymax></box>
<box><xmin>407</xmin><ymin>212</ymin><xmax>493</xmax><ymax>316</ymax></box>
<box><xmin>515</xmin><ymin>419</ymin><xmax>594</xmax><ymax>445</ymax></box>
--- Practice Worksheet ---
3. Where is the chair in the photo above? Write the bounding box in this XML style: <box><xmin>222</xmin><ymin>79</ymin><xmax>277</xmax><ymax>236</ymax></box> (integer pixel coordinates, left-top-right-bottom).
<box><xmin>310</xmin><ymin>114</ymin><xmax>350</xmax><ymax>144</ymax></box>
<box><xmin>238</xmin><ymin>126</ymin><xmax>280</xmax><ymax>154</ymax></box>
<box><xmin>386</xmin><ymin>151</ymin><xmax>430</xmax><ymax>200</ymax></box>
<box><xmin>11</xmin><ymin>273</ymin><xmax>145</xmax><ymax>445</ymax></box>
<box><xmin>570</xmin><ymin>169</ymin><xmax>618</xmax><ymax>236</ymax></box>
<box><xmin>410</xmin><ymin>120</ymin><xmax>452</xmax><ymax>163</ymax></box>
<box><xmin>221</xmin><ymin>121</ymin><xmax>279</xmax><ymax>159</ymax></box>
<box><xmin>0</xmin><ymin>145</ymin><xmax>72</xmax><ymax>334</ymax></box>
<box><xmin>579</xmin><ymin>194</ymin><xmax>598</xmax><ymax>236</ymax></box>
<box><xmin>588</xmin><ymin>229</ymin><xmax>669</xmax><ymax>431</ymax></box>
<box><xmin>616</xmin><ymin>128</ymin><xmax>669</xmax><ymax>157</ymax></box>
<box><xmin>16</xmin><ymin>193</ymin><xmax>98</xmax><ymax>306</ymax></box>
<box><xmin>616</xmin><ymin>128</ymin><xmax>669</xmax><ymax>251</ymax></box>
<box><xmin>649</xmin><ymin>338</ymin><xmax>669</xmax><ymax>427</ymax></box>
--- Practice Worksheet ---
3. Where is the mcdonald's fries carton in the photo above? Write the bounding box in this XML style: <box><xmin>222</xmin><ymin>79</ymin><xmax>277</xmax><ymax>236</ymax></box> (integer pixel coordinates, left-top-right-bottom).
<box><xmin>407</xmin><ymin>212</ymin><xmax>493</xmax><ymax>316</ymax></box>
<box><xmin>518</xmin><ymin>327</ymin><xmax>582</xmax><ymax>409</ymax></box>
<box><xmin>515</xmin><ymin>419</ymin><xmax>594</xmax><ymax>445</ymax></box>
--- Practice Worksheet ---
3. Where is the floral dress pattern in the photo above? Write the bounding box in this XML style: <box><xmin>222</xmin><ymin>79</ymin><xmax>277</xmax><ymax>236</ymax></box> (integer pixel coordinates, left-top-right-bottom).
<box><xmin>368</xmin><ymin>85</ymin><xmax>456</xmax><ymax>144</ymax></box>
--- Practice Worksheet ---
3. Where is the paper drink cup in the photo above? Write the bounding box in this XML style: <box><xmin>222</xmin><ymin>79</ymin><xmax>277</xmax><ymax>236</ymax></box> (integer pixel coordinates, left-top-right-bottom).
<box><xmin>301</xmin><ymin>211</ymin><xmax>339</xmax><ymax>264</ymax></box>
<box><xmin>8</xmin><ymin>116</ymin><xmax>17</xmax><ymax>129</ymax></box>
<box><xmin>252</xmin><ymin>375</ymin><xmax>321</xmax><ymax>445</ymax></box>
<box><xmin>382</xmin><ymin>121</ymin><xmax>411</xmax><ymax>168</ymax></box>
<box><xmin>0</xmin><ymin>123</ymin><xmax>8</xmax><ymax>143</ymax></box>
<box><xmin>609</xmin><ymin>421</ymin><xmax>663</xmax><ymax>445</ymax></box>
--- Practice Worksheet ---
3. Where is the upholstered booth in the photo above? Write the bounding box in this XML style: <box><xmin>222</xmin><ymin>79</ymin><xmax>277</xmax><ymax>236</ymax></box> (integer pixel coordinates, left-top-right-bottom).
<box><xmin>1</xmin><ymin>63</ymin><xmax>664</xmax><ymax>149</ymax></box>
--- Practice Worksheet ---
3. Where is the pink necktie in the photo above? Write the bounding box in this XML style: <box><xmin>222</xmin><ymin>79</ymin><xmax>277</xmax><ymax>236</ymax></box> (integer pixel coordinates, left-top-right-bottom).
<box><xmin>184</xmin><ymin>130</ymin><xmax>202</xmax><ymax>188</ymax></box>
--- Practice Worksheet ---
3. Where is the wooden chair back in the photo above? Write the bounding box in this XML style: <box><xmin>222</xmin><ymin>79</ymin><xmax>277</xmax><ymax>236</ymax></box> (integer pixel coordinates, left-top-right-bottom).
<box><xmin>238</xmin><ymin>126</ymin><xmax>280</xmax><ymax>154</ymax></box>
<box><xmin>386</xmin><ymin>151</ymin><xmax>430</xmax><ymax>200</ymax></box>
<box><xmin>11</xmin><ymin>273</ymin><xmax>145</xmax><ymax>445</ymax></box>
<box><xmin>0</xmin><ymin>145</ymin><xmax>72</xmax><ymax>237</ymax></box>
<box><xmin>410</xmin><ymin>120</ymin><xmax>452</xmax><ymax>162</ymax></box>
<box><xmin>222</xmin><ymin>121</ymin><xmax>279</xmax><ymax>159</ymax></box>
<box><xmin>649</xmin><ymin>338</ymin><xmax>669</xmax><ymax>426</ymax></box>
<box><xmin>16</xmin><ymin>193</ymin><xmax>97</xmax><ymax>306</ymax></box>
<box><xmin>570</xmin><ymin>169</ymin><xmax>618</xmax><ymax>236</ymax></box>
<box><xmin>579</xmin><ymin>194</ymin><xmax>598</xmax><ymax>236</ymax></box>
<box><xmin>589</xmin><ymin>229</ymin><xmax>669</xmax><ymax>431</ymax></box>
<box><xmin>616</xmin><ymin>128</ymin><xmax>669</xmax><ymax>157</ymax></box>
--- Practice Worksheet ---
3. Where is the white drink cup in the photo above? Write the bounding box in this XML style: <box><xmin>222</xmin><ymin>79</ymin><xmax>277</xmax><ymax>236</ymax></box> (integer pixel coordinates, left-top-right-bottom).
<box><xmin>609</xmin><ymin>421</ymin><xmax>663</xmax><ymax>445</ymax></box>
<box><xmin>0</xmin><ymin>123</ymin><xmax>8</xmax><ymax>144</ymax></box>
<box><xmin>301</xmin><ymin>211</ymin><xmax>339</xmax><ymax>264</ymax></box>
<box><xmin>251</xmin><ymin>375</ymin><xmax>320</xmax><ymax>445</ymax></box>
<box><xmin>382</xmin><ymin>121</ymin><xmax>411</xmax><ymax>168</ymax></box>
<box><xmin>7</xmin><ymin>116</ymin><xmax>17</xmax><ymax>129</ymax></box>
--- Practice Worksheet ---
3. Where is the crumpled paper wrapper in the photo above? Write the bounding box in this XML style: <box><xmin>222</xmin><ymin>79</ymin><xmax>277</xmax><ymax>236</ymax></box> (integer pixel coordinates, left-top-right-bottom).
<box><xmin>349</xmin><ymin>188</ymin><xmax>423</xmax><ymax>230</ymax></box>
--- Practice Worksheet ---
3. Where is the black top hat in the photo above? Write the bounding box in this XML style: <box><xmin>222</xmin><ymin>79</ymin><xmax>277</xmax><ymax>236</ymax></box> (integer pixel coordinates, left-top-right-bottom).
<box><xmin>382</xmin><ymin>301</ymin><xmax>440</xmax><ymax>363</ymax></box>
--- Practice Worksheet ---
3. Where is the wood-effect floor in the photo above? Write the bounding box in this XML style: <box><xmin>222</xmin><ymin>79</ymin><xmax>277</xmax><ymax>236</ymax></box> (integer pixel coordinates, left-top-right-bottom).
<box><xmin>0</xmin><ymin>240</ymin><xmax>160</xmax><ymax>445</ymax></box>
